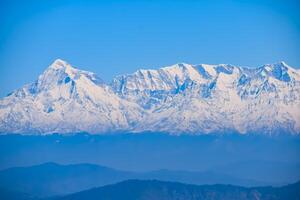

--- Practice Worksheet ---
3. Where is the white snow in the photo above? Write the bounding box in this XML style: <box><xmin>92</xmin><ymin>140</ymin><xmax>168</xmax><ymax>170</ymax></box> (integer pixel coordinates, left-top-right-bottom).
<box><xmin>0</xmin><ymin>59</ymin><xmax>299</xmax><ymax>135</ymax></box>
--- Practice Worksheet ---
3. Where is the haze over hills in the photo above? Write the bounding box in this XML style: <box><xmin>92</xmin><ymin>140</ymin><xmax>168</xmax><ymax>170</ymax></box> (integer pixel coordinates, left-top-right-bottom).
<box><xmin>0</xmin><ymin>162</ymin><xmax>299</xmax><ymax>199</ymax></box>
<box><xmin>56</xmin><ymin>179</ymin><xmax>300</xmax><ymax>200</ymax></box>
<box><xmin>1</xmin><ymin>179</ymin><xmax>299</xmax><ymax>200</ymax></box>
<box><xmin>1</xmin><ymin>134</ymin><xmax>299</xmax><ymax>184</ymax></box>
<box><xmin>0</xmin><ymin>162</ymin><xmax>268</xmax><ymax>197</ymax></box>
<box><xmin>0</xmin><ymin>59</ymin><xmax>299</xmax><ymax>135</ymax></box>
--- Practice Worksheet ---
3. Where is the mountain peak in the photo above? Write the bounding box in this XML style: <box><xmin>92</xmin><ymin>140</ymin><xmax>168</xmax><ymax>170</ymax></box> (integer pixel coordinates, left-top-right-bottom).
<box><xmin>279</xmin><ymin>61</ymin><xmax>288</xmax><ymax>66</ymax></box>
<box><xmin>258</xmin><ymin>61</ymin><xmax>293</xmax><ymax>82</ymax></box>
<box><xmin>48</xmin><ymin>59</ymin><xmax>80</xmax><ymax>77</ymax></box>
<box><xmin>262</xmin><ymin>61</ymin><xmax>290</xmax><ymax>69</ymax></box>
<box><xmin>31</xmin><ymin>59</ymin><xmax>86</xmax><ymax>94</ymax></box>
<box><xmin>49</xmin><ymin>59</ymin><xmax>70</xmax><ymax>70</ymax></box>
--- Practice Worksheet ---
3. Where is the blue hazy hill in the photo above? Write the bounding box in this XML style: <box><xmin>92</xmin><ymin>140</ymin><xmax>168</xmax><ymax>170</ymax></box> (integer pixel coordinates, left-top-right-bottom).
<box><xmin>0</xmin><ymin>162</ymin><xmax>264</xmax><ymax>197</ymax></box>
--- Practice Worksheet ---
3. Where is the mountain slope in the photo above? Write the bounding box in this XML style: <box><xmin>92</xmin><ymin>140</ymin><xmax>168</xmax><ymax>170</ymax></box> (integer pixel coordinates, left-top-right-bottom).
<box><xmin>0</xmin><ymin>59</ymin><xmax>299</xmax><ymax>134</ymax></box>
<box><xmin>56</xmin><ymin>179</ymin><xmax>300</xmax><ymax>200</ymax></box>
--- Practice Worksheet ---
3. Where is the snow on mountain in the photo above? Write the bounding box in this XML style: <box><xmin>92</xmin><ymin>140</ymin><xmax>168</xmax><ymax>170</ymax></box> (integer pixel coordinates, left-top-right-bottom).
<box><xmin>0</xmin><ymin>59</ymin><xmax>299</xmax><ymax>135</ymax></box>
<box><xmin>0</xmin><ymin>59</ymin><xmax>144</xmax><ymax>134</ymax></box>
<box><xmin>113</xmin><ymin>61</ymin><xmax>300</xmax><ymax>134</ymax></box>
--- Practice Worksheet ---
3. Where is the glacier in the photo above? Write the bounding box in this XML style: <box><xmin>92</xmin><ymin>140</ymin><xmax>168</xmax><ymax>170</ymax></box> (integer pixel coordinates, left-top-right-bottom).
<box><xmin>0</xmin><ymin>59</ymin><xmax>299</xmax><ymax>135</ymax></box>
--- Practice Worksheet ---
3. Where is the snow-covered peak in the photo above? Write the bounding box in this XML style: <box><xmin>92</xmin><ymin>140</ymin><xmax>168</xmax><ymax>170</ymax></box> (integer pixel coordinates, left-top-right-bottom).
<box><xmin>112</xmin><ymin>63</ymin><xmax>242</xmax><ymax>94</ymax></box>
<box><xmin>278</xmin><ymin>61</ymin><xmax>289</xmax><ymax>67</ymax></box>
<box><xmin>33</xmin><ymin>59</ymin><xmax>104</xmax><ymax>94</ymax></box>
<box><xmin>43</xmin><ymin>59</ymin><xmax>82</xmax><ymax>80</ymax></box>
<box><xmin>257</xmin><ymin>61</ymin><xmax>297</xmax><ymax>82</ymax></box>
<box><xmin>0</xmin><ymin>59</ymin><xmax>144</xmax><ymax>134</ymax></box>
<box><xmin>111</xmin><ymin>61</ymin><xmax>300</xmax><ymax>99</ymax></box>
<box><xmin>48</xmin><ymin>59</ymin><xmax>70</xmax><ymax>70</ymax></box>
<box><xmin>261</xmin><ymin>61</ymin><xmax>290</xmax><ymax>71</ymax></box>
<box><xmin>46</xmin><ymin>59</ymin><xmax>82</xmax><ymax>79</ymax></box>
<box><xmin>161</xmin><ymin>63</ymin><xmax>203</xmax><ymax>81</ymax></box>
<box><xmin>161</xmin><ymin>62</ymin><xmax>191</xmax><ymax>70</ymax></box>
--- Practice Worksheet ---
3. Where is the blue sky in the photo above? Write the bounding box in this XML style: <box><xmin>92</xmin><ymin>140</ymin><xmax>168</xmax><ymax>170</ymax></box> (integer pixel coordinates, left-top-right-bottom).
<box><xmin>0</xmin><ymin>0</ymin><xmax>299</xmax><ymax>97</ymax></box>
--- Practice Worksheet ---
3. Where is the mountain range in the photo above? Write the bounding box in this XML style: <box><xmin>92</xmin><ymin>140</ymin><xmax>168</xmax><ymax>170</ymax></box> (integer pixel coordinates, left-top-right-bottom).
<box><xmin>0</xmin><ymin>163</ymin><xmax>299</xmax><ymax>200</ymax></box>
<box><xmin>2</xmin><ymin>179</ymin><xmax>299</xmax><ymax>200</ymax></box>
<box><xmin>0</xmin><ymin>59</ymin><xmax>299</xmax><ymax>135</ymax></box>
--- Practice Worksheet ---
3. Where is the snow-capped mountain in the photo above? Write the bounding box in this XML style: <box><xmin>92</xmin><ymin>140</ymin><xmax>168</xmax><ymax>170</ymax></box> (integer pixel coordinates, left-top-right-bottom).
<box><xmin>0</xmin><ymin>59</ymin><xmax>299</xmax><ymax>135</ymax></box>
<box><xmin>112</xmin><ymin>62</ymin><xmax>300</xmax><ymax>134</ymax></box>
<box><xmin>0</xmin><ymin>59</ymin><xmax>143</xmax><ymax>134</ymax></box>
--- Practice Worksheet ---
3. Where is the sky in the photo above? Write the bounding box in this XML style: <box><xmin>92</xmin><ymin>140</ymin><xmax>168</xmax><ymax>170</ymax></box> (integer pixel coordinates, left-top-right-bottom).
<box><xmin>0</xmin><ymin>0</ymin><xmax>299</xmax><ymax>97</ymax></box>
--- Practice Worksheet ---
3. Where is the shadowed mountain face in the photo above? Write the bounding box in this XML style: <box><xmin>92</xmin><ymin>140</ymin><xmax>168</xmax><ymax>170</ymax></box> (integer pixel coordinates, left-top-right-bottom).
<box><xmin>56</xmin><ymin>180</ymin><xmax>300</xmax><ymax>200</ymax></box>
<box><xmin>0</xmin><ymin>162</ymin><xmax>266</xmax><ymax>197</ymax></box>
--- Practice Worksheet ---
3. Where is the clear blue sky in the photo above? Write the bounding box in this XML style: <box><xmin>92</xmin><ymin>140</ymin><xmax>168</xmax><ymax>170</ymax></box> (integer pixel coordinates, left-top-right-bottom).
<box><xmin>0</xmin><ymin>0</ymin><xmax>299</xmax><ymax>97</ymax></box>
